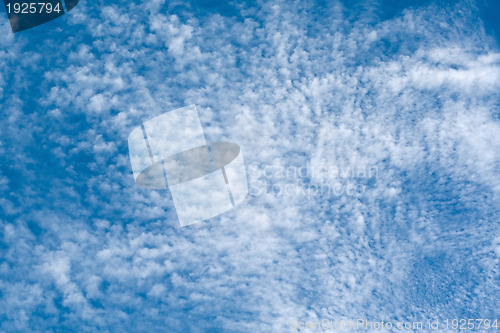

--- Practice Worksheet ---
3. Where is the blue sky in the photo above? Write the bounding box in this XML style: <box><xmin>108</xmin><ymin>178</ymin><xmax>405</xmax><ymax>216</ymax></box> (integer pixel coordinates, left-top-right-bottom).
<box><xmin>0</xmin><ymin>0</ymin><xmax>499</xmax><ymax>332</ymax></box>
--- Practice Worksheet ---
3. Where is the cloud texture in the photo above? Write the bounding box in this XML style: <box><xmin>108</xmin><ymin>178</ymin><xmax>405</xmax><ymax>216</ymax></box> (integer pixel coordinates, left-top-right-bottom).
<box><xmin>0</xmin><ymin>0</ymin><xmax>499</xmax><ymax>331</ymax></box>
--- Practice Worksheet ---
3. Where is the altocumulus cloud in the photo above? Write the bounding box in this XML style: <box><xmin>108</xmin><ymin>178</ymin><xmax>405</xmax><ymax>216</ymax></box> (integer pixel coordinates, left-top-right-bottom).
<box><xmin>0</xmin><ymin>0</ymin><xmax>499</xmax><ymax>331</ymax></box>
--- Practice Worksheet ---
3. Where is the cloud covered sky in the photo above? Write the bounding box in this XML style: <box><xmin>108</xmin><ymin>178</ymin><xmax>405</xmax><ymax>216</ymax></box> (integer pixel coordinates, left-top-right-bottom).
<box><xmin>0</xmin><ymin>0</ymin><xmax>499</xmax><ymax>331</ymax></box>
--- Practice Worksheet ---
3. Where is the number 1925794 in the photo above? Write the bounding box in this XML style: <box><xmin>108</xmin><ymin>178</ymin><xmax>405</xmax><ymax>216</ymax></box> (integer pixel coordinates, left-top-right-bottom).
<box><xmin>6</xmin><ymin>2</ymin><xmax>62</xmax><ymax>14</ymax></box>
